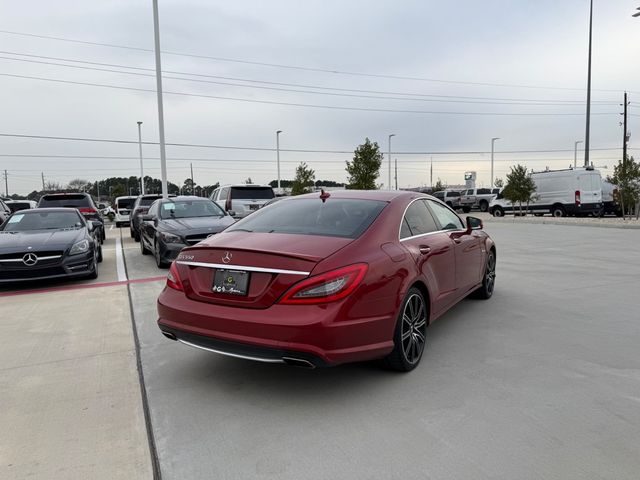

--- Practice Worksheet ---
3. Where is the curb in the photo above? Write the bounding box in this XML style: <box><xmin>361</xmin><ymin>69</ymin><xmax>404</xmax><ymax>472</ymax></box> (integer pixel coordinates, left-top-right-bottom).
<box><xmin>485</xmin><ymin>218</ymin><xmax>640</xmax><ymax>230</ymax></box>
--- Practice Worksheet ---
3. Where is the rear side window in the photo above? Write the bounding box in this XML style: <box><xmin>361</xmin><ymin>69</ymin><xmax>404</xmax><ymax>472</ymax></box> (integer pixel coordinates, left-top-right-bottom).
<box><xmin>117</xmin><ymin>198</ymin><xmax>135</xmax><ymax>209</ymax></box>
<box><xmin>230</xmin><ymin>187</ymin><xmax>274</xmax><ymax>200</ymax></box>
<box><xmin>477</xmin><ymin>188</ymin><xmax>491</xmax><ymax>195</ymax></box>
<box><xmin>427</xmin><ymin>200</ymin><xmax>464</xmax><ymax>230</ymax></box>
<box><xmin>227</xmin><ymin>198</ymin><xmax>386</xmax><ymax>239</ymax></box>
<box><xmin>401</xmin><ymin>200</ymin><xmax>438</xmax><ymax>238</ymax></box>
<box><xmin>38</xmin><ymin>194</ymin><xmax>91</xmax><ymax>208</ymax></box>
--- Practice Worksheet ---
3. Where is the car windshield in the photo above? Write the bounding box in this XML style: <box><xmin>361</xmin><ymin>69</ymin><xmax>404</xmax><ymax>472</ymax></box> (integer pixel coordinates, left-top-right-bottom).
<box><xmin>38</xmin><ymin>195</ymin><xmax>90</xmax><ymax>208</ymax></box>
<box><xmin>2</xmin><ymin>211</ymin><xmax>83</xmax><ymax>231</ymax></box>
<box><xmin>160</xmin><ymin>200</ymin><xmax>225</xmax><ymax>219</ymax></box>
<box><xmin>230</xmin><ymin>187</ymin><xmax>274</xmax><ymax>200</ymax></box>
<box><xmin>227</xmin><ymin>198</ymin><xmax>387</xmax><ymax>239</ymax></box>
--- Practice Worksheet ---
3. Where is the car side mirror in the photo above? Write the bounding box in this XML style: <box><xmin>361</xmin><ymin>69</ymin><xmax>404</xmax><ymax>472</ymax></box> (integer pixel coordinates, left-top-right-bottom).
<box><xmin>227</xmin><ymin>210</ymin><xmax>236</xmax><ymax>217</ymax></box>
<box><xmin>466</xmin><ymin>216</ymin><xmax>483</xmax><ymax>231</ymax></box>
<box><xmin>142</xmin><ymin>214</ymin><xmax>154</xmax><ymax>221</ymax></box>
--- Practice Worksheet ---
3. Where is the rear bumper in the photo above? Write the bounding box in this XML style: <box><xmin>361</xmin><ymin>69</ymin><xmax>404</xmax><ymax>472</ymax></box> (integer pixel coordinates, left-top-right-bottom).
<box><xmin>157</xmin><ymin>287</ymin><xmax>395</xmax><ymax>366</ymax></box>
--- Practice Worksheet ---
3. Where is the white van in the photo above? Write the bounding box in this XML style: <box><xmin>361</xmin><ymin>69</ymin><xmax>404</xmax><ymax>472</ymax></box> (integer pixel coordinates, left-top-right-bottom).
<box><xmin>489</xmin><ymin>167</ymin><xmax>603</xmax><ymax>217</ymax></box>
<box><xmin>114</xmin><ymin>196</ymin><xmax>138</xmax><ymax>227</ymax></box>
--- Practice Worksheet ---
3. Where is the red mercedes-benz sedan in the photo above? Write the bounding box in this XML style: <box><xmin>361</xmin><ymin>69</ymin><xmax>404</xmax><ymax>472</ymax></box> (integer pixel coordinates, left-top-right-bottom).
<box><xmin>157</xmin><ymin>190</ymin><xmax>496</xmax><ymax>371</ymax></box>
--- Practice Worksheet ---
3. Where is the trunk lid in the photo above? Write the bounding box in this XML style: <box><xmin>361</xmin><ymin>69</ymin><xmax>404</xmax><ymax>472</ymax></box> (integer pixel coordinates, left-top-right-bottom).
<box><xmin>175</xmin><ymin>231</ymin><xmax>352</xmax><ymax>309</ymax></box>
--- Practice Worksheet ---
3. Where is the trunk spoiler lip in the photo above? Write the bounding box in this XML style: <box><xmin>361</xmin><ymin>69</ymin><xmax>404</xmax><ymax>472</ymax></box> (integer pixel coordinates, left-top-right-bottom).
<box><xmin>175</xmin><ymin>260</ymin><xmax>310</xmax><ymax>276</ymax></box>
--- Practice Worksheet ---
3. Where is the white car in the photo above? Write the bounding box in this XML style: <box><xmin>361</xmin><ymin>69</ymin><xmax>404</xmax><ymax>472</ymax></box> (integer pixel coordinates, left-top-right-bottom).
<box><xmin>114</xmin><ymin>196</ymin><xmax>138</xmax><ymax>227</ymax></box>
<box><xmin>210</xmin><ymin>184</ymin><xmax>275</xmax><ymax>218</ymax></box>
<box><xmin>489</xmin><ymin>166</ymin><xmax>603</xmax><ymax>217</ymax></box>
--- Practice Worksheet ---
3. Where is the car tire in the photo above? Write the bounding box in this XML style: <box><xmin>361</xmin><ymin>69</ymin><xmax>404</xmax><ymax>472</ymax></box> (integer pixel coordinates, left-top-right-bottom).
<box><xmin>462</xmin><ymin>206</ymin><xmax>471</xmax><ymax>213</ymax></box>
<box><xmin>87</xmin><ymin>256</ymin><xmax>99</xmax><ymax>280</ymax></box>
<box><xmin>130</xmin><ymin>228</ymin><xmax>135</xmax><ymax>238</ymax></box>
<box><xmin>154</xmin><ymin>240</ymin><xmax>169</xmax><ymax>268</ymax></box>
<box><xmin>479</xmin><ymin>200</ymin><xmax>489</xmax><ymax>212</ymax></box>
<box><xmin>97</xmin><ymin>245</ymin><xmax>103</xmax><ymax>263</ymax></box>
<box><xmin>534</xmin><ymin>213</ymin><xmax>544</xmax><ymax>217</ymax></box>
<box><xmin>471</xmin><ymin>250</ymin><xmax>496</xmax><ymax>300</ymax></box>
<box><xmin>134</xmin><ymin>230</ymin><xmax>140</xmax><ymax>242</ymax></box>
<box><xmin>383</xmin><ymin>287</ymin><xmax>428</xmax><ymax>372</ymax></box>
<box><xmin>492</xmin><ymin>206</ymin><xmax>504</xmax><ymax>217</ymax></box>
<box><xmin>551</xmin><ymin>205</ymin><xmax>565</xmax><ymax>218</ymax></box>
<box><xmin>140</xmin><ymin>237</ymin><xmax>150</xmax><ymax>255</ymax></box>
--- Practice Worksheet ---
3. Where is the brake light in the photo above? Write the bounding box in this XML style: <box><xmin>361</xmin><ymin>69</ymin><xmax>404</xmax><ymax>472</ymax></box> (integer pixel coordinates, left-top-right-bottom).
<box><xmin>575</xmin><ymin>190</ymin><xmax>581</xmax><ymax>206</ymax></box>
<box><xmin>279</xmin><ymin>264</ymin><xmax>368</xmax><ymax>305</ymax></box>
<box><xmin>166</xmin><ymin>262</ymin><xmax>184</xmax><ymax>291</ymax></box>
<box><xmin>78</xmin><ymin>207</ymin><xmax>97</xmax><ymax>214</ymax></box>
<box><xmin>225</xmin><ymin>197</ymin><xmax>232</xmax><ymax>212</ymax></box>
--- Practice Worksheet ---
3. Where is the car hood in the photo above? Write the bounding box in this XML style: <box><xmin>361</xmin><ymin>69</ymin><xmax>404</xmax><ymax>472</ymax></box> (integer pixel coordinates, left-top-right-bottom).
<box><xmin>160</xmin><ymin>216</ymin><xmax>234</xmax><ymax>234</ymax></box>
<box><xmin>0</xmin><ymin>229</ymin><xmax>84</xmax><ymax>253</ymax></box>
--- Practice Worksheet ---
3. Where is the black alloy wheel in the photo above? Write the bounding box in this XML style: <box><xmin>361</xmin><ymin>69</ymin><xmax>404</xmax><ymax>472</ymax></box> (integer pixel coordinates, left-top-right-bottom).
<box><xmin>384</xmin><ymin>287</ymin><xmax>428</xmax><ymax>372</ymax></box>
<box><xmin>472</xmin><ymin>250</ymin><xmax>496</xmax><ymax>299</ymax></box>
<box><xmin>155</xmin><ymin>240</ymin><xmax>169</xmax><ymax>268</ymax></box>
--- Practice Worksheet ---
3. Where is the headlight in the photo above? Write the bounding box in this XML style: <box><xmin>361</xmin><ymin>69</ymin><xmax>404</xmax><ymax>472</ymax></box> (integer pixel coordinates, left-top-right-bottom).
<box><xmin>160</xmin><ymin>232</ymin><xmax>183</xmax><ymax>244</ymax></box>
<box><xmin>69</xmin><ymin>239</ymin><xmax>90</xmax><ymax>255</ymax></box>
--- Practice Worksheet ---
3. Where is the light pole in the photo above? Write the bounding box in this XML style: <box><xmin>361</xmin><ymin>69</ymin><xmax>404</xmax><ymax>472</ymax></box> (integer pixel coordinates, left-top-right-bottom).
<box><xmin>584</xmin><ymin>0</ymin><xmax>594</xmax><ymax>167</ymax></box>
<box><xmin>276</xmin><ymin>130</ymin><xmax>282</xmax><ymax>193</ymax></box>
<box><xmin>388</xmin><ymin>134</ymin><xmax>396</xmax><ymax>190</ymax></box>
<box><xmin>137</xmin><ymin>121</ymin><xmax>145</xmax><ymax>194</ymax></box>
<box><xmin>491</xmin><ymin>137</ymin><xmax>500</xmax><ymax>188</ymax></box>
<box><xmin>574</xmin><ymin>140</ymin><xmax>583</xmax><ymax>168</ymax></box>
<box><xmin>152</xmin><ymin>0</ymin><xmax>168</xmax><ymax>198</ymax></box>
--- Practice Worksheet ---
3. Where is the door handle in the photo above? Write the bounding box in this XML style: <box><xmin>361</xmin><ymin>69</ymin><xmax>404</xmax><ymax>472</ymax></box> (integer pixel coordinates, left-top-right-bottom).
<box><xmin>419</xmin><ymin>245</ymin><xmax>431</xmax><ymax>254</ymax></box>
<box><xmin>453</xmin><ymin>238</ymin><xmax>462</xmax><ymax>244</ymax></box>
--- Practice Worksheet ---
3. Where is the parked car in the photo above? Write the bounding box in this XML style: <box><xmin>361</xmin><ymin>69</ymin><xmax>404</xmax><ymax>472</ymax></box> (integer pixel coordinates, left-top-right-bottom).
<box><xmin>5</xmin><ymin>200</ymin><xmax>37</xmax><ymax>213</ymax></box>
<box><xmin>130</xmin><ymin>194</ymin><xmax>170</xmax><ymax>241</ymax></box>
<box><xmin>210</xmin><ymin>184</ymin><xmax>275</xmax><ymax>218</ymax></box>
<box><xmin>113</xmin><ymin>196</ymin><xmax>137</xmax><ymax>227</ymax></box>
<box><xmin>0</xmin><ymin>208</ymin><xmax>102</xmax><ymax>283</ymax></box>
<box><xmin>157</xmin><ymin>190</ymin><xmax>496</xmax><ymax>371</ymax></box>
<box><xmin>460</xmin><ymin>188</ymin><xmax>500</xmax><ymax>213</ymax></box>
<box><xmin>601</xmin><ymin>180</ymin><xmax>622</xmax><ymax>217</ymax></box>
<box><xmin>139</xmin><ymin>196</ymin><xmax>235</xmax><ymax>268</ymax></box>
<box><xmin>0</xmin><ymin>199</ymin><xmax>12</xmax><ymax>225</ymax></box>
<box><xmin>489</xmin><ymin>166</ymin><xmax>603</xmax><ymax>217</ymax></box>
<box><xmin>36</xmin><ymin>193</ymin><xmax>105</xmax><ymax>243</ymax></box>
<box><xmin>432</xmin><ymin>190</ymin><xmax>463</xmax><ymax>211</ymax></box>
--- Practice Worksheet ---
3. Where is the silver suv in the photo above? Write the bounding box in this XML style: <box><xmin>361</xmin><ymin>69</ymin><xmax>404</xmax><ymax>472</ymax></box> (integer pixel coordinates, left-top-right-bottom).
<box><xmin>210</xmin><ymin>185</ymin><xmax>275</xmax><ymax>218</ymax></box>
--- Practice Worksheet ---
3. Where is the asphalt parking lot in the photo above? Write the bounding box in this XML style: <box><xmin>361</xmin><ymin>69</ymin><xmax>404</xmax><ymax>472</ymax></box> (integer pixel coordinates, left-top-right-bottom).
<box><xmin>2</xmin><ymin>221</ymin><xmax>640</xmax><ymax>479</ymax></box>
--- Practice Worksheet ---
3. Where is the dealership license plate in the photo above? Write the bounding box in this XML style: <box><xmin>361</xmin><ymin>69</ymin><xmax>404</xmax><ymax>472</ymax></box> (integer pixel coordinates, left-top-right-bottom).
<box><xmin>213</xmin><ymin>269</ymin><xmax>250</xmax><ymax>296</ymax></box>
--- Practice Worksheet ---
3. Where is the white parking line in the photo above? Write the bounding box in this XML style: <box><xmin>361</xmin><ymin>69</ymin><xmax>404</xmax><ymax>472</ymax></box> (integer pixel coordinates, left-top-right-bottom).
<box><xmin>109</xmin><ymin>224</ymin><xmax>114</xmax><ymax>230</ymax></box>
<box><xmin>115</xmin><ymin>237</ymin><xmax>128</xmax><ymax>282</ymax></box>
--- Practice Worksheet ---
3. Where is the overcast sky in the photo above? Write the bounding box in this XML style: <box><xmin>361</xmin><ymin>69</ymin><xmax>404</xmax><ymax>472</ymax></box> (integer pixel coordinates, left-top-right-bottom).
<box><xmin>0</xmin><ymin>0</ymin><xmax>639</xmax><ymax>195</ymax></box>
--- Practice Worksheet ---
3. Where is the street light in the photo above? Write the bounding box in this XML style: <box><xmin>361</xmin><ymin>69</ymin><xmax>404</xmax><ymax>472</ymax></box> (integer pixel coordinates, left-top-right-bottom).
<box><xmin>137</xmin><ymin>121</ymin><xmax>145</xmax><ymax>194</ymax></box>
<box><xmin>388</xmin><ymin>134</ymin><xmax>396</xmax><ymax>190</ymax></box>
<box><xmin>276</xmin><ymin>130</ymin><xmax>282</xmax><ymax>193</ymax></box>
<box><xmin>584</xmin><ymin>0</ymin><xmax>594</xmax><ymax>167</ymax></box>
<box><xmin>574</xmin><ymin>140</ymin><xmax>583</xmax><ymax>168</ymax></box>
<box><xmin>152</xmin><ymin>0</ymin><xmax>168</xmax><ymax>198</ymax></box>
<box><xmin>491</xmin><ymin>137</ymin><xmax>500</xmax><ymax>188</ymax></box>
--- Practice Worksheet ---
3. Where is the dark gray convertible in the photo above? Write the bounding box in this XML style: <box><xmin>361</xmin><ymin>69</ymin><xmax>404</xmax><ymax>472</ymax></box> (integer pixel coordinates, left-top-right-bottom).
<box><xmin>0</xmin><ymin>208</ymin><xmax>102</xmax><ymax>283</ymax></box>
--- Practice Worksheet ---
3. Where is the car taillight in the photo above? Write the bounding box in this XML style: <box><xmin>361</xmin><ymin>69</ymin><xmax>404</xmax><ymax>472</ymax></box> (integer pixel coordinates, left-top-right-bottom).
<box><xmin>78</xmin><ymin>207</ymin><xmax>97</xmax><ymax>214</ymax></box>
<box><xmin>166</xmin><ymin>262</ymin><xmax>184</xmax><ymax>291</ymax></box>
<box><xmin>575</xmin><ymin>190</ymin><xmax>581</xmax><ymax>206</ymax></box>
<box><xmin>279</xmin><ymin>264</ymin><xmax>368</xmax><ymax>305</ymax></box>
<box><xmin>225</xmin><ymin>197</ymin><xmax>232</xmax><ymax>212</ymax></box>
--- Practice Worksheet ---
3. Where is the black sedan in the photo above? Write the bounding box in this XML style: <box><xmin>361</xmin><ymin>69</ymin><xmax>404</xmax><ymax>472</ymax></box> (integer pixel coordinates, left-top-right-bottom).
<box><xmin>0</xmin><ymin>208</ymin><xmax>102</xmax><ymax>283</ymax></box>
<box><xmin>139</xmin><ymin>196</ymin><xmax>235</xmax><ymax>268</ymax></box>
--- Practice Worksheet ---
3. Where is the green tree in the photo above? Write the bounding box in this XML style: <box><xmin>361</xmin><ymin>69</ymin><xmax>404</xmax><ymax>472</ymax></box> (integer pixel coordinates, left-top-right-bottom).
<box><xmin>494</xmin><ymin>178</ymin><xmax>504</xmax><ymax>188</ymax></box>
<box><xmin>110</xmin><ymin>184</ymin><xmax>126</xmax><ymax>203</ymax></box>
<box><xmin>502</xmin><ymin>164</ymin><xmax>537</xmax><ymax>216</ymax></box>
<box><xmin>182</xmin><ymin>178</ymin><xmax>196</xmax><ymax>195</ymax></box>
<box><xmin>291</xmin><ymin>162</ymin><xmax>316</xmax><ymax>195</ymax></box>
<box><xmin>345</xmin><ymin>138</ymin><xmax>382</xmax><ymax>190</ymax></box>
<box><xmin>67</xmin><ymin>178</ymin><xmax>90</xmax><ymax>192</ymax></box>
<box><xmin>433</xmin><ymin>178</ymin><xmax>447</xmax><ymax>192</ymax></box>
<box><xmin>607</xmin><ymin>155</ymin><xmax>640</xmax><ymax>218</ymax></box>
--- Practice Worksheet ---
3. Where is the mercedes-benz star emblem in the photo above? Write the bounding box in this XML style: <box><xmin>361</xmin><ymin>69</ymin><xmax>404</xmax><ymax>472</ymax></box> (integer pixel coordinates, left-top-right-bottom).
<box><xmin>222</xmin><ymin>251</ymin><xmax>232</xmax><ymax>264</ymax></box>
<box><xmin>22</xmin><ymin>253</ymin><xmax>38</xmax><ymax>266</ymax></box>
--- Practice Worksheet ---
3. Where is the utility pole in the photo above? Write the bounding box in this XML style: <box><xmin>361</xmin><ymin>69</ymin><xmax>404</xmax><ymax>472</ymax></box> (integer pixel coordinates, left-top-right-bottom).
<box><xmin>152</xmin><ymin>0</ymin><xmax>168</xmax><ymax>199</ymax></box>
<box><xmin>584</xmin><ymin>0</ymin><xmax>594</xmax><ymax>166</ymax></box>
<box><xmin>623</xmin><ymin>91</ymin><xmax>629</xmax><ymax>168</ymax></box>
<box><xmin>276</xmin><ymin>130</ymin><xmax>282</xmax><ymax>193</ymax></box>
<box><xmin>3</xmin><ymin>170</ymin><xmax>7</xmax><ymax>197</ymax></box>
<box><xmin>430</xmin><ymin>156</ymin><xmax>433</xmax><ymax>189</ymax></box>
<box><xmin>41</xmin><ymin>172</ymin><xmax>45</xmax><ymax>191</ymax></box>
<box><xmin>394</xmin><ymin>158</ymin><xmax>398</xmax><ymax>190</ymax></box>
<box><xmin>137</xmin><ymin>121</ymin><xmax>145</xmax><ymax>195</ymax></box>
<box><xmin>190</xmin><ymin>162</ymin><xmax>194</xmax><ymax>195</ymax></box>
<box><xmin>388</xmin><ymin>134</ymin><xmax>396</xmax><ymax>190</ymax></box>
<box><xmin>491</xmin><ymin>137</ymin><xmax>500</xmax><ymax>188</ymax></box>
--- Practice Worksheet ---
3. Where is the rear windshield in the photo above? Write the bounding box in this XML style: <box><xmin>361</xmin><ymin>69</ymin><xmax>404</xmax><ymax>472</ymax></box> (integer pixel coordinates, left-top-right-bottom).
<box><xmin>117</xmin><ymin>198</ymin><xmax>136</xmax><ymax>209</ymax></box>
<box><xmin>39</xmin><ymin>195</ymin><xmax>92</xmax><ymax>208</ymax></box>
<box><xmin>230</xmin><ymin>187</ymin><xmax>274</xmax><ymax>200</ymax></box>
<box><xmin>8</xmin><ymin>202</ymin><xmax>31</xmax><ymax>212</ymax></box>
<box><xmin>139</xmin><ymin>196</ymin><xmax>162</xmax><ymax>207</ymax></box>
<box><xmin>227</xmin><ymin>198</ymin><xmax>387</xmax><ymax>239</ymax></box>
<box><xmin>2</xmin><ymin>211</ymin><xmax>83</xmax><ymax>231</ymax></box>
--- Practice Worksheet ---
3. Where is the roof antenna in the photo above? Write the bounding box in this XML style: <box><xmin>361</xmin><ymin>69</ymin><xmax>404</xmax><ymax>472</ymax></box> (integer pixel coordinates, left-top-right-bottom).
<box><xmin>319</xmin><ymin>189</ymin><xmax>330</xmax><ymax>203</ymax></box>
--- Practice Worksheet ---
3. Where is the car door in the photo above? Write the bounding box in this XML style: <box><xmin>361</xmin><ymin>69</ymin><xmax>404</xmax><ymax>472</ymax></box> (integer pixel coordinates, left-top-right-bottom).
<box><xmin>427</xmin><ymin>200</ymin><xmax>483</xmax><ymax>296</ymax></box>
<box><xmin>142</xmin><ymin>202</ymin><xmax>159</xmax><ymax>250</ymax></box>
<box><xmin>399</xmin><ymin>199</ymin><xmax>457</xmax><ymax>317</ymax></box>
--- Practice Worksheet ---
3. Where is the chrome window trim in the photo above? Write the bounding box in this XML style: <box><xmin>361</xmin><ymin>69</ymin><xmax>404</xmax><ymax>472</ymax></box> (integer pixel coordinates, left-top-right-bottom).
<box><xmin>398</xmin><ymin>197</ymin><xmax>466</xmax><ymax>242</ymax></box>
<box><xmin>178</xmin><ymin>339</ymin><xmax>285</xmax><ymax>363</ymax></box>
<box><xmin>176</xmin><ymin>260</ymin><xmax>310</xmax><ymax>276</ymax></box>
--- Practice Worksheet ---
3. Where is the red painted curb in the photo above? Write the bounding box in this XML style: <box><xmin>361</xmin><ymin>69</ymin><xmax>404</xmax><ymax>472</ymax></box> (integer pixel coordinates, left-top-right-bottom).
<box><xmin>0</xmin><ymin>276</ymin><xmax>166</xmax><ymax>298</ymax></box>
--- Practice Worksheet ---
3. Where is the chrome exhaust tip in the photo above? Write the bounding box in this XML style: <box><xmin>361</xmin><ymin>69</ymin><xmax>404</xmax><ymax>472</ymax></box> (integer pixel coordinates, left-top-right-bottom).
<box><xmin>161</xmin><ymin>331</ymin><xmax>177</xmax><ymax>341</ymax></box>
<box><xmin>282</xmin><ymin>357</ymin><xmax>316</xmax><ymax>369</ymax></box>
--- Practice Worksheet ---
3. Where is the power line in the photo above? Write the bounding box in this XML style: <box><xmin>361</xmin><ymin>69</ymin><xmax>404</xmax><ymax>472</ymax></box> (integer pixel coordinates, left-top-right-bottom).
<box><xmin>0</xmin><ymin>133</ymin><xmax>630</xmax><ymax>155</ymax></box>
<box><xmin>0</xmin><ymin>29</ymin><xmax>634</xmax><ymax>93</ymax></box>
<box><xmin>0</xmin><ymin>73</ymin><xmax>619</xmax><ymax>117</ymax></box>
<box><xmin>0</xmin><ymin>51</ymin><xmax>619</xmax><ymax>106</ymax></box>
